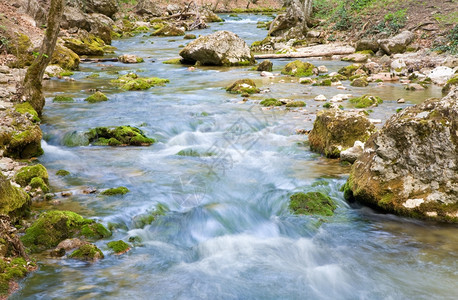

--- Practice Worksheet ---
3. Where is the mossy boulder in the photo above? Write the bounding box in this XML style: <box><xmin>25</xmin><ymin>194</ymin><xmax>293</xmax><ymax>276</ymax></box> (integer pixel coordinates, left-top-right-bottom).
<box><xmin>14</xmin><ymin>164</ymin><xmax>48</xmax><ymax>187</ymax></box>
<box><xmin>163</xmin><ymin>58</ymin><xmax>183</xmax><ymax>65</ymax></box>
<box><xmin>257</xmin><ymin>60</ymin><xmax>273</xmax><ymax>72</ymax></box>
<box><xmin>338</xmin><ymin>64</ymin><xmax>360</xmax><ymax>78</ymax></box>
<box><xmin>349</xmin><ymin>95</ymin><xmax>383</xmax><ymax>108</ymax></box>
<box><xmin>286</xmin><ymin>101</ymin><xmax>306</xmax><ymax>107</ymax></box>
<box><xmin>63</xmin><ymin>34</ymin><xmax>107</xmax><ymax>56</ymax></box>
<box><xmin>6</xmin><ymin>33</ymin><xmax>34</xmax><ymax>68</ymax></box>
<box><xmin>86</xmin><ymin>126</ymin><xmax>155</xmax><ymax>146</ymax></box>
<box><xmin>132</xmin><ymin>204</ymin><xmax>168</xmax><ymax>228</ymax></box>
<box><xmin>351</xmin><ymin>77</ymin><xmax>369</xmax><ymax>87</ymax></box>
<box><xmin>85</xmin><ymin>91</ymin><xmax>108</xmax><ymax>103</ymax></box>
<box><xmin>309</xmin><ymin>109</ymin><xmax>376</xmax><ymax>158</ymax></box>
<box><xmin>151</xmin><ymin>24</ymin><xmax>185</xmax><ymax>36</ymax></box>
<box><xmin>53</xmin><ymin>96</ymin><xmax>75</xmax><ymax>103</ymax></box>
<box><xmin>14</xmin><ymin>103</ymin><xmax>40</xmax><ymax>123</ymax></box>
<box><xmin>442</xmin><ymin>74</ymin><xmax>458</xmax><ymax>95</ymax></box>
<box><xmin>184</xmin><ymin>34</ymin><xmax>196</xmax><ymax>40</ymax></box>
<box><xmin>69</xmin><ymin>244</ymin><xmax>104</xmax><ymax>262</ymax></box>
<box><xmin>56</xmin><ymin>169</ymin><xmax>70</xmax><ymax>176</ymax></box>
<box><xmin>4</xmin><ymin>125</ymin><xmax>43</xmax><ymax>159</ymax></box>
<box><xmin>51</xmin><ymin>45</ymin><xmax>80</xmax><ymax>70</ymax></box>
<box><xmin>226</xmin><ymin>79</ymin><xmax>260</xmax><ymax>94</ymax></box>
<box><xmin>260</xmin><ymin>98</ymin><xmax>283</xmax><ymax>107</ymax></box>
<box><xmin>29</xmin><ymin>177</ymin><xmax>49</xmax><ymax>193</ymax></box>
<box><xmin>0</xmin><ymin>173</ymin><xmax>30</xmax><ymax>219</ymax></box>
<box><xmin>289</xmin><ymin>192</ymin><xmax>337</xmax><ymax>216</ymax></box>
<box><xmin>281</xmin><ymin>60</ymin><xmax>315</xmax><ymax>77</ymax></box>
<box><xmin>21</xmin><ymin>210</ymin><xmax>111</xmax><ymax>253</ymax></box>
<box><xmin>111</xmin><ymin>73</ymin><xmax>169</xmax><ymax>90</ymax></box>
<box><xmin>312</xmin><ymin>79</ymin><xmax>332</xmax><ymax>86</ymax></box>
<box><xmin>344</xmin><ymin>88</ymin><xmax>458</xmax><ymax>222</ymax></box>
<box><xmin>107</xmin><ymin>240</ymin><xmax>130</xmax><ymax>254</ymax></box>
<box><xmin>100</xmin><ymin>187</ymin><xmax>129</xmax><ymax>195</ymax></box>
<box><xmin>0</xmin><ymin>256</ymin><xmax>33</xmax><ymax>296</ymax></box>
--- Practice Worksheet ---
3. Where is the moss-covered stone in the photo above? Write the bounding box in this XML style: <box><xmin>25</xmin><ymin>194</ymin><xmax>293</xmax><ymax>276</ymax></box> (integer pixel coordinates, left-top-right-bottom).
<box><xmin>4</xmin><ymin>125</ymin><xmax>43</xmax><ymax>159</ymax></box>
<box><xmin>56</xmin><ymin>169</ymin><xmax>70</xmax><ymax>176</ymax></box>
<box><xmin>151</xmin><ymin>24</ymin><xmax>185</xmax><ymax>36</ymax></box>
<box><xmin>308</xmin><ymin>109</ymin><xmax>376</xmax><ymax>158</ymax></box>
<box><xmin>107</xmin><ymin>240</ymin><xmax>130</xmax><ymax>254</ymax></box>
<box><xmin>0</xmin><ymin>173</ymin><xmax>30</xmax><ymax>219</ymax></box>
<box><xmin>351</xmin><ymin>77</ymin><xmax>369</xmax><ymax>87</ymax></box>
<box><xmin>226</xmin><ymin>79</ymin><xmax>260</xmax><ymax>94</ymax></box>
<box><xmin>286</xmin><ymin>101</ymin><xmax>306</xmax><ymax>107</ymax></box>
<box><xmin>312</xmin><ymin>79</ymin><xmax>332</xmax><ymax>86</ymax></box>
<box><xmin>111</xmin><ymin>73</ymin><xmax>169</xmax><ymax>90</ymax></box>
<box><xmin>289</xmin><ymin>192</ymin><xmax>337</xmax><ymax>216</ymax></box>
<box><xmin>184</xmin><ymin>34</ymin><xmax>196</xmax><ymax>40</ymax></box>
<box><xmin>14</xmin><ymin>164</ymin><xmax>48</xmax><ymax>187</ymax></box>
<box><xmin>6</xmin><ymin>33</ymin><xmax>34</xmax><ymax>68</ymax></box>
<box><xmin>52</xmin><ymin>96</ymin><xmax>74</xmax><ymax>103</ymax></box>
<box><xmin>176</xmin><ymin>149</ymin><xmax>215</xmax><ymax>157</ymax></box>
<box><xmin>29</xmin><ymin>177</ymin><xmax>49</xmax><ymax>193</ymax></box>
<box><xmin>256</xmin><ymin>60</ymin><xmax>273</xmax><ymax>72</ymax></box>
<box><xmin>442</xmin><ymin>74</ymin><xmax>458</xmax><ymax>95</ymax></box>
<box><xmin>51</xmin><ymin>44</ymin><xmax>80</xmax><ymax>70</ymax></box>
<box><xmin>69</xmin><ymin>244</ymin><xmax>104</xmax><ymax>261</ymax></box>
<box><xmin>85</xmin><ymin>91</ymin><xmax>108</xmax><ymax>103</ymax></box>
<box><xmin>21</xmin><ymin>210</ymin><xmax>111</xmax><ymax>253</ymax></box>
<box><xmin>281</xmin><ymin>60</ymin><xmax>315</xmax><ymax>77</ymax></box>
<box><xmin>163</xmin><ymin>58</ymin><xmax>183</xmax><ymax>64</ymax></box>
<box><xmin>86</xmin><ymin>126</ymin><xmax>155</xmax><ymax>146</ymax></box>
<box><xmin>338</xmin><ymin>64</ymin><xmax>360</xmax><ymax>78</ymax></box>
<box><xmin>100</xmin><ymin>187</ymin><xmax>129</xmax><ymax>196</ymax></box>
<box><xmin>349</xmin><ymin>95</ymin><xmax>383</xmax><ymax>108</ymax></box>
<box><xmin>260</xmin><ymin>98</ymin><xmax>283</xmax><ymax>106</ymax></box>
<box><xmin>0</xmin><ymin>256</ymin><xmax>33</xmax><ymax>296</ymax></box>
<box><xmin>132</xmin><ymin>204</ymin><xmax>168</xmax><ymax>228</ymax></box>
<box><xmin>14</xmin><ymin>103</ymin><xmax>40</xmax><ymax>123</ymax></box>
<box><xmin>63</xmin><ymin>34</ymin><xmax>107</xmax><ymax>56</ymax></box>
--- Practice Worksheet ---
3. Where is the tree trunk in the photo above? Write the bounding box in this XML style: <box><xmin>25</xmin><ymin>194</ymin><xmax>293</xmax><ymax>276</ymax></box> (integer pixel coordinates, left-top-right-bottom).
<box><xmin>22</xmin><ymin>0</ymin><xmax>64</xmax><ymax>115</ymax></box>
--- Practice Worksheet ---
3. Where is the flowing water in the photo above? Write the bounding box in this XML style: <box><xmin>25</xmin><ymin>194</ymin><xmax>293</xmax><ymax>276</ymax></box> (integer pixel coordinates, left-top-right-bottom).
<box><xmin>13</xmin><ymin>14</ymin><xmax>457</xmax><ymax>299</ymax></box>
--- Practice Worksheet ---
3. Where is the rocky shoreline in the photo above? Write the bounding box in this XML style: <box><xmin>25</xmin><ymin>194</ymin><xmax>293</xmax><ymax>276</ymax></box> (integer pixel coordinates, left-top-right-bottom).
<box><xmin>0</xmin><ymin>0</ymin><xmax>457</xmax><ymax>297</ymax></box>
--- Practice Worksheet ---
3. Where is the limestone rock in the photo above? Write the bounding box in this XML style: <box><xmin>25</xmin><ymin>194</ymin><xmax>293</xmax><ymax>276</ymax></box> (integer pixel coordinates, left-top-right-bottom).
<box><xmin>355</xmin><ymin>39</ymin><xmax>379</xmax><ymax>52</ymax></box>
<box><xmin>309</xmin><ymin>109</ymin><xmax>376</xmax><ymax>158</ymax></box>
<box><xmin>344</xmin><ymin>87</ymin><xmax>458</xmax><ymax>222</ymax></box>
<box><xmin>135</xmin><ymin>0</ymin><xmax>162</xmax><ymax>16</ymax></box>
<box><xmin>378</xmin><ymin>31</ymin><xmax>415</xmax><ymax>55</ymax></box>
<box><xmin>340</xmin><ymin>141</ymin><xmax>364</xmax><ymax>164</ymax></box>
<box><xmin>427</xmin><ymin>66</ymin><xmax>455</xmax><ymax>85</ymax></box>
<box><xmin>257</xmin><ymin>60</ymin><xmax>273</xmax><ymax>72</ymax></box>
<box><xmin>179</xmin><ymin>31</ymin><xmax>254</xmax><ymax>66</ymax></box>
<box><xmin>118</xmin><ymin>54</ymin><xmax>143</xmax><ymax>64</ymax></box>
<box><xmin>342</xmin><ymin>53</ymin><xmax>369</xmax><ymax>63</ymax></box>
<box><xmin>84</xmin><ymin>0</ymin><xmax>119</xmax><ymax>18</ymax></box>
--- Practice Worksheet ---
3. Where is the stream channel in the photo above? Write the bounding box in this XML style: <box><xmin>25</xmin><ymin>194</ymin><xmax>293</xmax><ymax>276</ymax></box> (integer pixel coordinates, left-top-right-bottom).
<box><xmin>12</xmin><ymin>14</ymin><xmax>457</xmax><ymax>300</ymax></box>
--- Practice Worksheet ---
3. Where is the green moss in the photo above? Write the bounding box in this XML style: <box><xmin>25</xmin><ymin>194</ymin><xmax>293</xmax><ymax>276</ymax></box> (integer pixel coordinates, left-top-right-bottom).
<box><xmin>14</xmin><ymin>102</ymin><xmax>40</xmax><ymax>122</ymax></box>
<box><xmin>351</xmin><ymin>78</ymin><xmax>369</xmax><ymax>87</ymax></box>
<box><xmin>132</xmin><ymin>204</ymin><xmax>168</xmax><ymax>228</ymax></box>
<box><xmin>56</xmin><ymin>169</ymin><xmax>70</xmax><ymax>176</ymax></box>
<box><xmin>356</xmin><ymin>50</ymin><xmax>374</xmax><ymax>55</ymax></box>
<box><xmin>86</xmin><ymin>73</ymin><xmax>100</xmax><ymax>78</ymax></box>
<box><xmin>6</xmin><ymin>126</ymin><xmax>43</xmax><ymax>159</ymax></box>
<box><xmin>323</xmin><ymin>102</ymin><xmax>332</xmax><ymax>108</ymax></box>
<box><xmin>0</xmin><ymin>172</ymin><xmax>30</xmax><ymax>218</ymax></box>
<box><xmin>176</xmin><ymin>149</ymin><xmax>215</xmax><ymax>157</ymax></box>
<box><xmin>349</xmin><ymin>95</ymin><xmax>383</xmax><ymax>108</ymax></box>
<box><xmin>111</xmin><ymin>73</ymin><xmax>169</xmax><ymax>90</ymax></box>
<box><xmin>80</xmin><ymin>223</ymin><xmax>112</xmax><ymax>239</ymax></box>
<box><xmin>184</xmin><ymin>34</ymin><xmax>196</xmax><ymax>39</ymax></box>
<box><xmin>286</xmin><ymin>101</ymin><xmax>306</xmax><ymax>107</ymax></box>
<box><xmin>63</xmin><ymin>34</ymin><xmax>107</xmax><ymax>56</ymax></box>
<box><xmin>52</xmin><ymin>96</ymin><xmax>74</xmax><ymax>103</ymax></box>
<box><xmin>163</xmin><ymin>58</ymin><xmax>183</xmax><ymax>64</ymax></box>
<box><xmin>289</xmin><ymin>192</ymin><xmax>337</xmax><ymax>216</ymax></box>
<box><xmin>442</xmin><ymin>74</ymin><xmax>458</xmax><ymax>95</ymax></box>
<box><xmin>281</xmin><ymin>60</ymin><xmax>315</xmax><ymax>77</ymax></box>
<box><xmin>107</xmin><ymin>240</ymin><xmax>130</xmax><ymax>254</ymax></box>
<box><xmin>85</xmin><ymin>91</ymin><xmax>108</xmax><ymax>103</ymax></box>
<box><xmin>260</xmin><ymin>98</ymin><xmax>283</xmax><ymax>107</ymax></box>
<box><xmin>30</xmin><ymin>177</ymin><xmax>49</xmax><ymax>193</ymax></box>
<box><xmin>0</xmin><ymin>256</ymin><xmax>31</xmax><ymax>296</ymax></box>
<box><xmin>151</xmin><ymin>24</ymin><xmax>184</xmax><ymax>36</ymax></box>
<box><xmin>338</xmin><ymin>65</ymin><xmax>359</xmax><ymax>77</ymax></box>
<box><xmin>312</xmin><ymin>79</ymin><xmax>332</xmax><ymax>86</ymax></box>
<box><xmin>51</xmin><ymin>45</ymin><xmax>80</xmax><ymax>70</ymax></box>
<box><xmin>21</xmin><ymin>210</ymin><xmax>111</xmax><ymax>253</ymax></box>
<box><xmin>100</xmin><ymin>187</ymin><xmax>129</xmax><ymax>196</ymax></box>
<box><xmin>7</xmin><ymin>33</ymin><xmax>33</xmax><ymax>68</ymax></box>
<box><xmin>226</xmin><ymin>79</ymin><xmax>260</xmax><ymax>94</ymax></box>
<box><xmin>86</xmin><ymin>126</ymin><xmax>155</xmax><ymax>146</ymax></box>
<box><xmin>14</xmin><ymin>164</ymin><xmax>48</xmax><ymax>187</ymax></box>
<box><xmin>60</xmin><ymin>71</ymin><xmax>74</xmax><ymax>77</ymax></box>
<box><xmin>69</xmin><ymin>244</ymin><xmax>104</xmax><ymax>261</ymax></box>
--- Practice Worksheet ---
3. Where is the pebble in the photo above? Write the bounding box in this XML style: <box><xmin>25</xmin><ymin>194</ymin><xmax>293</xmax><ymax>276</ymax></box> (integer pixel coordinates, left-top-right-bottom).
<box><xmin>397</xmin><ymin>98</ymin><xmax>405</xmax><ymax>103</ymax></box>
<box><xmin>314</xmin><ymin>94</ymin><xmax>327</xmax><ymax>101</ymax></box>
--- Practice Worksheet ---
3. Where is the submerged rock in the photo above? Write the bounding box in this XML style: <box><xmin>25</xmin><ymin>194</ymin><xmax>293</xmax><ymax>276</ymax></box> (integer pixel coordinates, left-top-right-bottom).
<box><xmin>107</xmin><ymin>240</ymin><xmax>130</xmax><ymax>254</ymax></box>
<box><xmin>100</xmin><ymin>187</ymin><xmax>129</xmax><ymax>196</ymax></box>
<box><xmin>179</xmin><ymin>31</ymin><xmax>255</xmax><ymax>66</ymax></box>
<box><xmin>85</xmin><ymin>91</ymin><xmax>108</xmax><ymax>103</ymax></box>
<box><xmin>69</xmin><ymin>243</ymin><xmax>104</xmax><ymax>262</ymax></box>
<box><xmin>308</xmin><ymin>109</ymin><xmax>376</xmax><ymax>158</ymax></box>
<box><xmin>86</xmin><ymin>126</ymin><xmax>156</xmax><ymax>146</ymax></box>
<box><xmin>111</xmin><ymin>73</ymin><xmax>169</xmax><ymax>90</ymax></box>
<box><xmin>257</xmin><ymin>60</ymin><xmax>273</xmax><ymax>72</ymax></box>
<box><xmin>349</xmin><ymin>95</ymin><xmax>383</xmax><ymax>108</ymax></box>
<box><xmin>344</xmin><ymin>87</ymin><xmax>458</xmax><ymax>222</ymax></box>
<box><xmin>289</xmin><ymin>192</ymin><xmax>337</xmax><ymax>216</ymax></box>
<box><xmin>21</xmin><ymin>210</ymin><xmax>111</xmax><ymax>253</ymax></box>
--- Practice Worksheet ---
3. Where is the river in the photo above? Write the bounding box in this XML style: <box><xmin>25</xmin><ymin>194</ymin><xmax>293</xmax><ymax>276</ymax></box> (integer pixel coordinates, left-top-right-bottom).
<box><xmin>13</xmin><ymin>14</ymin><xmax>457</xmax><ymax>300</ymax></box>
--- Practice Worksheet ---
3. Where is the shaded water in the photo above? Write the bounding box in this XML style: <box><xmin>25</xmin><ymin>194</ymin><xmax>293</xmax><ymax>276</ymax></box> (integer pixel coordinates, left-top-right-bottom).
<box><xmin>14</xmin><ymin>14</ymin><xmax>457</xmax><ymax>299</ymax></box>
